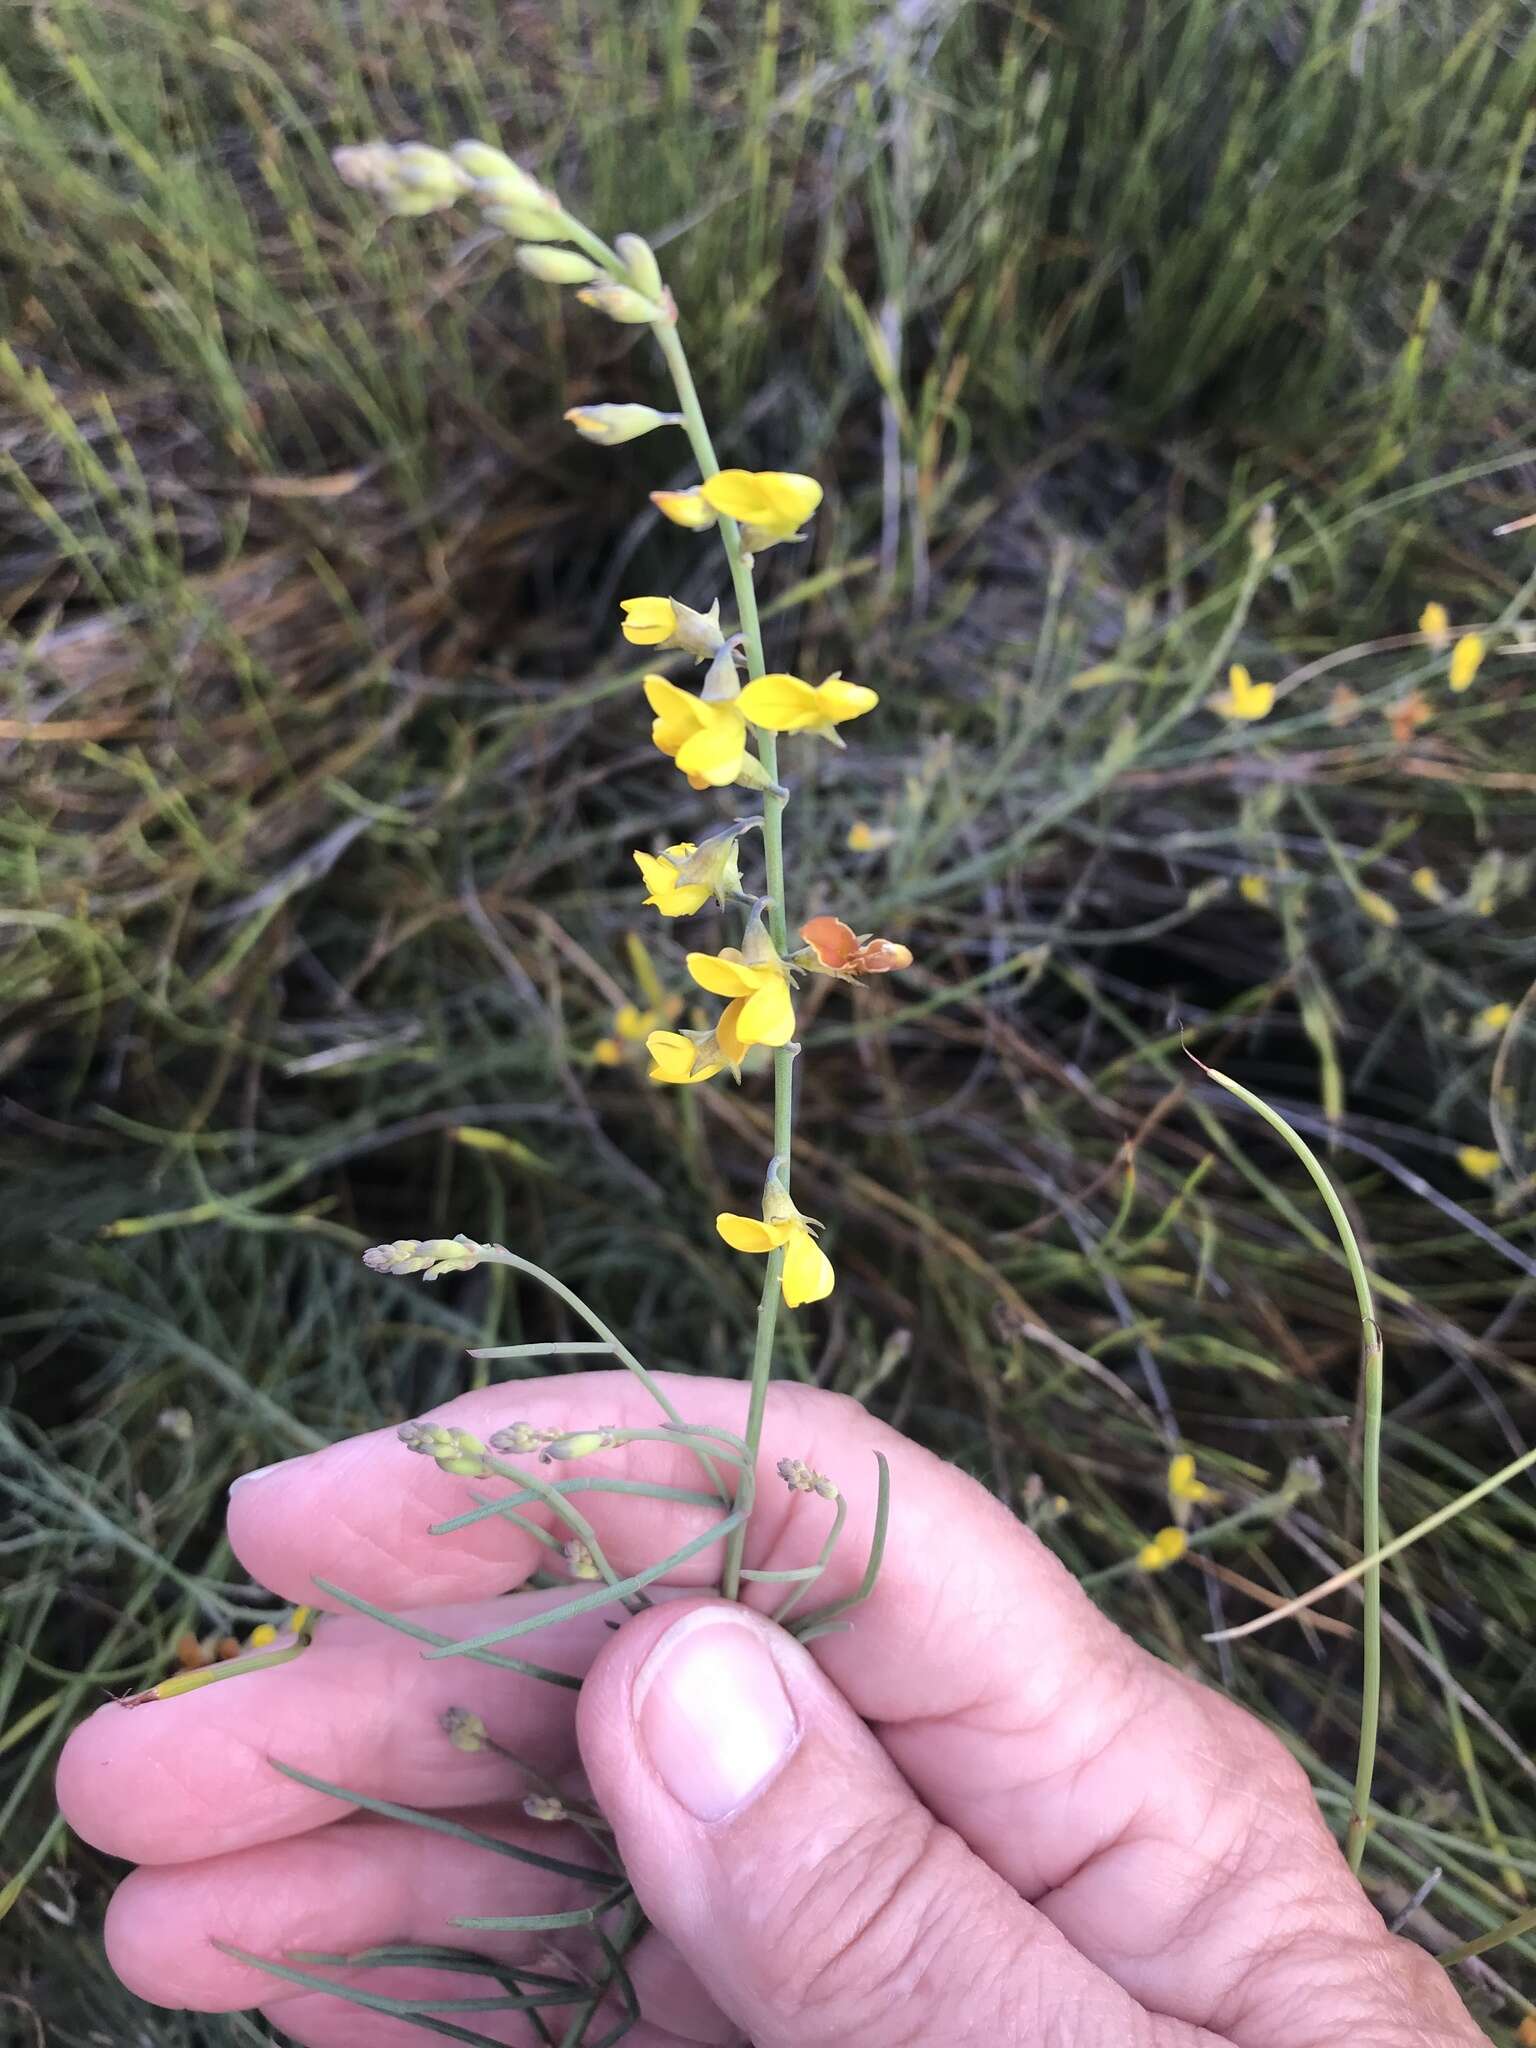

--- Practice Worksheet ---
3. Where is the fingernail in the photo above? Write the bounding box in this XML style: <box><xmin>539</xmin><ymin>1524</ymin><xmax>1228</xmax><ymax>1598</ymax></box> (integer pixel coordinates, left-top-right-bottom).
<box><xmin>229</xmin><ymin>1461</ymin><xmax>286</xmax><ymax>1492</ymax></box>
<box><xmin>636</xmin><ymin>1608</ymin><xmax>798</xmax><ymax>1822</ymax></box>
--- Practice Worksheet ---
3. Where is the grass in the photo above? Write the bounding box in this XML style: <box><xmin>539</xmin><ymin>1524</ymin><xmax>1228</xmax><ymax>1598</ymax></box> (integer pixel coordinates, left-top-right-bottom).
<box><xmin>3</xmin><ymin>0</ymin><xmax>1536</xmax><ymax>2036</ymax></box>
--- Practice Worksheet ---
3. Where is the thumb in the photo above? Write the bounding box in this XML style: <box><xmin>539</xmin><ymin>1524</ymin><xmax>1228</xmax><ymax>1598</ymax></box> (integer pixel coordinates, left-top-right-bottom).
<box><xmin>577</xmin><ymin>1599</ymin><xmax>1176</xmax><ymax>2048</ymax></box>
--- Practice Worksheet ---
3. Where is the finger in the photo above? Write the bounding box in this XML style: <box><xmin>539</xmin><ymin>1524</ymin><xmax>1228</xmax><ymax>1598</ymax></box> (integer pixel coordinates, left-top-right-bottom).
<box><xmin>228</xmin><ymin>1375</ymin><xmax>1456</xmax><ymax>2036</ymax></box>
<box><xmin>578</xmin><ymin>1597</ymin><xmax>1199</xmax><ymax>2048</ymax></box>
<box><xmin>265</xmin><ymin>1985</ymin><xmax>702</xmax><ymax>2048</ymax></box>
<box><xmin>57</xmin><ymin>1592</ymin><xmax>596</xmax><ymax>1865</ymax></box>
<box><xmin>100</xmin><ymin>1802</ymin><xmax>729</xmax><ymax>2044</ymax></box>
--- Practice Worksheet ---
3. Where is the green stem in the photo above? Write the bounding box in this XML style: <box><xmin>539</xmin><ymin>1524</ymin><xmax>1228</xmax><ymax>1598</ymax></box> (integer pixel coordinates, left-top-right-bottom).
<box><xmin>1195</xmin><ymin>1059</ymin><xmax>1382</xmax><ymax>1876</ymax></box>
<box><xmin>649</xmin><ymin>312</ymin><xmax>794</xmax><ymax>1602</ymax></box>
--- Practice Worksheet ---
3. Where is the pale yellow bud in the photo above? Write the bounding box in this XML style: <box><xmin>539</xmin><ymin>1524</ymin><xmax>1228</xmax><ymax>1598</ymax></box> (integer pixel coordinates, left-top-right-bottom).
<box><xmin>576</xmin><ymin>281</ymin><xmax>662</xmax><ymax>325</ymax></box>
<box><xmin>450</xmin><ymin>141</ymin><xmax>537</xmax><ymax>194</ymax></box>
<box><xmin>615</xmin><ymin>232</ymin><xmax>663</xmax><ymax>299</ymax></box>
<box><xmin>515</xmin><ymin>246</ymin><xmax>600</xmax><ymax>285</ymax></box>
<box><xmin>564</xmin><ymin>404</ymin><xmax>683</xmax><ymax>447</ymax></box>
<box><xmin>333</xmin><ymin>143</ymin><xmax>402</xmax><ymax>194</ymax></box>
<box><xmin>481</xmin><ymin>192</ymin><xmax>569</xmax><ymax>241</ymax></box>
<box><xmin>392</xmin><ymin>144</ymin><xmax>474</xmax><ymax>202</ymax></box>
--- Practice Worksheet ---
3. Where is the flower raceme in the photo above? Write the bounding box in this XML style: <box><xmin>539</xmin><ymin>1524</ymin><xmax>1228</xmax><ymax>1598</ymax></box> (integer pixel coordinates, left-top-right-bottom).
<box><xmin>699</xmin><ymin>469</ymin><xmax>822</xmax><ymax>552</ymax></box>
<box><xmin>716</xmin><ymin>1186</ymin><xmax>834</xmax><ymax>1308</ymax></box>
<box><xmin>737</xmin><ymin>671</ymin><xmax>878</xmax><ymax>742</ymax></box>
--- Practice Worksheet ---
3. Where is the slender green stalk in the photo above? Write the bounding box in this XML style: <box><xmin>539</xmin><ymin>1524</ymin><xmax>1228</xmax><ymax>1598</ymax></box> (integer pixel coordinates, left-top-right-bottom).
<box><xmin>1192</xmin><ymin>1057</ymin><xmax>1382</xmax><ymax>1874</ymax></box>
<box><xmin>649</xmin><ymin>312</ymin><xmax>794</xmax><ymax>1601</ymax></box>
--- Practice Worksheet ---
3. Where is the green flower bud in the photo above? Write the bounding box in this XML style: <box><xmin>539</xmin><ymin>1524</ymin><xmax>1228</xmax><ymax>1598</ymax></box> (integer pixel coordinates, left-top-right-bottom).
<box><xmin>575</xmin><ymin>281</ymin><xmax>662</xmax><ymax>325</ymax></box>
<box><xmin>563</xmin><ymin>403</ymin><xmax>683</xmax><ymax>447</ymax></box>
<box><xmin>515</xmin><ymin>246</ymin><xmax>601</xmax><ymax>285</ymax></box>
<box><xmin>539</xmin><ymin>1427</ymin><xmax>619</xmax><ymax>1461</ymax></box>
<box><xmin>614</xmin><ymin>231</ymin><xmax>663</xmax><ymax>299</ymax></box>
<box><xmin>392</xmin><ymin>143</ymin><xmax>474</xmax><ymax>202</ymax></box>
<box><xmin>482</xmin><ymin>194</ymin><xmax>570</xmax><ymax>241</ymax></box>
<box><xmin>450</xmin><ymin>141</ymin><xmax>534</xmax><ymax>191</ymax></box>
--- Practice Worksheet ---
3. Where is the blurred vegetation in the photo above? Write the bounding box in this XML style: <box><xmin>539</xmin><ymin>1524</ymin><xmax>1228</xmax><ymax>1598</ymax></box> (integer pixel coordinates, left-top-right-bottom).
<box><xmin>3</xmin><ymin>0</ymin><xmax>1536</xmax><ymax>2038</ymax></box>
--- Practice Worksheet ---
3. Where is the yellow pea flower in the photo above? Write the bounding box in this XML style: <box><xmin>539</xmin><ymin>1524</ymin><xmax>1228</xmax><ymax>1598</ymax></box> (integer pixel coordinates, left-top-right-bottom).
<box><xmin>738</xmin><ymin>670</ymin><xmax>879</xmax><ymax>742</ymax></box>
<box><xmin>1475</xmin><ymin>1001</ymin><xmax>1514</xmax><ymax>1038</ymax></box>
<box><xmin>644</xmin><ymin>675</ymin><xmax>757</xmax><ymax>788</ymax></box>
<box><xmin>620</xmin><ymin>594</ymin><xmax>723</xmax><ymax>660</ymax></box>
<box><xmin>1238</xmin><ymin>873</ymin><xmax>1270</xmax><ymax>907</ymax></box>
<box><xmin>699</xmin><ymin>469</ymin><xmax>823</xmax><ymax>550</ymax></box>
<box><xmin>645</xmin><ymin>999</ymin><xmax>748</xmax><ymax>1086</ymax></box>
<box><xmin>1456</xmin><ymin>1144</ymin><xmax>1501</xmax><ymax>1182</ymax></box>
<box><xmin>847</xmin><ymin>819</ymin><xmax>895</xmax><ymax>853</ymax></box>
<box><xmin>1135</xmin><ymin>1526</ymin><xmax>1188</xmax><ymax>1573</ymax></box>
<box><xmin>1411</xmin><ymin>865</ymin><xmax>1446</xmax><ymax>904</ymax></box>
<box><xmin>1167</xmin><ymin>1454</ymin><xmax>1221</xmax><ymax>1523</ymax></box>
<box><xmin>1358</xmin><ymin>890</ymin><xmax>1399</xmax><ymax>929</ymax></box>
<box><xmin>650</xmin><ymin>487</ymin><xmax>718</xmax><ymax>531</ymax></box>
<box><xmin>1418</xmin><ymin>601</ymin><xmax>1451</xmax><ymax>651</ymax></box>
<box><xmin>1209</xmin><ymin>663</ymin><xmax>1275</xmax><ymax>722</ymax></box>
<box><xmin>592</xmin><ymin>1037</ymin><xmax>623</xmax><ymax>1067</ymax></box>
<box><xmin>686</xmin><ymin>917</ymin><xmax>796</xmax><ymax>1047</ymax></box>
<box><xmin>716</xmin><ymin>1187</ymin><xmax>834</xmax><ymax>1307</ymax></box>
<box><xmin>1449</xmin><ymin>633</ymin><xmax>1485</xmax><ymax>692</ymax></box>
<box><xmin>634</xmin><ymin>830</ymin><xmax>745</xmax><ymax>917</ymax></box>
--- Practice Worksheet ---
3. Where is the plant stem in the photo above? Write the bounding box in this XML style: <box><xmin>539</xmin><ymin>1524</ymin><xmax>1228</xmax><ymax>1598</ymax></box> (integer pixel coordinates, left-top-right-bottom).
<box><xmin>1193</xmin><ymin>1059</ymin><xmax>1382</xmax><ymax>1876</ymax></box>
<box><xmin>650</xmin><ymin>311</ymin><xmax>793</xmax><ymax>1601</ymax></box>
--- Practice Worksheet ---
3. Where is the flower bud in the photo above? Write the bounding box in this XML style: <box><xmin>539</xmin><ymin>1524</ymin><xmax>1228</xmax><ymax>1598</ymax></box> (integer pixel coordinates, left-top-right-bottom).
<box><xmin>364</xmin><ymin>1235</ymin><xmax>482</xmax><ymax>1281</ymax></box>
<box><xmin>515</xmin><ymin>246</ymin><xmax>601</xmax><ymax>285</ymax></box>
<box><xmin>650</xmin><ymin>487</ymin><xmax>717</xmax><ymax>531</ymax></box>
<box><xmin>481</xmin><ymin>191</ymin><xmax>570</xmax><ymax>241</ymax></box>
<box><xmin>614</xmin><ymin>231</ymin><xmax>663</xmax><ymax>299</ymax></box>
<box><xmin>563</xmin><ymin>403</ymin><xmax>683</xmax><ymax>447</ymax></box>
<box><xmin>333</xmin><ymin>143</ymin><xmax>402</xmax><ymax>194</ymax></box>
<box><xmin>442</xmin><ymin>1707</ymin><xmax>490</xmax><ymax>1753</ymax></box>
<box><xmin>451</xmin><ymin>141</ymin><xmax>538</xmax><ymax>194</ymax></box>
<box><xmin>576</xmin><ymin>281</ymin><xmax>662</xmax><ymax>325</ymax></box>
<box><xmin>489</xmin><ymin>1421</ymin><xmax>560</xmax><ymax>1454</ymax></box>
<box><xmin>539</xmin><ymin>1427</ymin><xmax>620</xmax><ymax>1461</ymax></box>
<box><xmin>701</xmin><ymin>642</ymin><xmax>741</xmax><ymax>701</ymax></box>
<box><xmin>563</xmin><ymin>1539</ymin><xmax>601</xmax><ymax>1580</ymax></box>
<box><xmin>392</xmin><ymin>143</ymin><xmax>474</xmax><ymax>201</ymax></box>
<box><xmin>524</xmin><ymin>1793</ymin><xmax>567</xmax><ymax>1822</ymax></box>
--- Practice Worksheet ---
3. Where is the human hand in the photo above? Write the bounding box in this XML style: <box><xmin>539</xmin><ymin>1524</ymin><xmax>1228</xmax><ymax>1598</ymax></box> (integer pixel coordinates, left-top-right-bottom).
<box><xmin>57</xmin><ymin>1375</ymin><xmax>1482</xmax><ymax>2046</ymax></box>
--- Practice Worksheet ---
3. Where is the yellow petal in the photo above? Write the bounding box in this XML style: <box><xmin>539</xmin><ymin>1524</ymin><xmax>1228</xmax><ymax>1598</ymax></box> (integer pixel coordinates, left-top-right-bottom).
<box><xmin>620</xmin><ymin>596</ymin><xmax>677</xmax><ymax>646</ymax></box>
<box><xmin>592</xmin><ymin>1037</ymin><xmax>623</xmax><ymax>1067</ymax></box>
<box><xmin>686</xmin><ymin>952</ymin><xmax>754</xmax><ymax>999</ymax></box>
<box><xmin>847</xmin><ymin>820</ymin><xmax>875</xmax><ymax>852</ymax></box>
<box><xmin>1238</xmin><ymin>873</ymin><xmax>1270</xmax><ymax>907</ymax></box>
<box><xmin>715</xmin><ymin>996</ymin><xmax>749</xmax><ymax>1071</ymax></box>
<box><xmin>716</xmin><ymin>1212</ymin><xmax>794</xmax><ymax>1253</ymax></box>
<box><xmin>1135</xmin><ymin>1526</ymin><xmax>1188</xmax><ymax>1572</ymax></box>
<box><xmin>756</xmin><ymin>471</ymin><xmax>824</xmax><ymax>529</ymax></box>
<box><xmin>643</xmin><ymin>673</ymin><xmax>701</xmax><ymax>758</ymax></box>
<box><xmin>738</xmin><ymin>673</ymin><xmax>819</xmax><ymax>730</ymax></box>
<box><xmin>700</xmin><ymin>469</ymin><xmax>823</xmax><ymax>531</ymax></box>
<box><xmin>645</xmin><ymin>1031</ymin><xmax>720</xmax><ymax>1085</ymax></box>
<box><xmin>1418</xmin><ymin>601</ymin><xmax>1450</xmax><ymax>651</ymax></box>
<box><xmin>736</xmin><ymin>974</ymin><xmax>795</xmax><ymax>1046</ymax></box>
<box><xmin>1213</xmin><ymin>664</ymin><xmax>1276</xmax><ymax>721</ymax></box>
<box><xmin>1358</xmin><ymin>889</ymin><xmax>1398</xmax><ymax>928</ymax></box>
<box><xmin>1168</xmin><ymin>1453</ymin><xmax>1197</xmax><ymax>1497</ymax></box>
<box><xmin>1449</xmin><ymin>633</ymin><xmax>1485</xmax><ymax>691</ymax></box>
<box><xmin>813</xmin><ymin>677</ymin><xmax>879</xmax><ymax>724</ymax></box>
<box><xmin>1456</xmin><ymin>1144</ymin><xmax>1501</xmax><ymax>1182</ymax></box>
<box><xmin>781</xmin><ymin>1225</ymin><xmax>835</xmax><ymax>1306</ymax></box>
<box><xmin>650</xmin><ymin>488</ymin><xmax>717</xmax><ymax>530</ymax></box>
<box><xmin>674</xmin><ymin>722</ymin><xmax>746</xmax><ymax>787</ymax></box>
<box><xmin>1410</xmin><ymin>865</ymin><xmax>1445</xmax><ymax>904</ymax></box>
<box><xmin>633</xmin><ymin>847</ymin><xmax>708</xmax><ymax>916</ymax></box>
<box><xmin>1478</xmin><ymin>1002</ymin><xmax>1513</xmax><ymax>1033</ymax></box>
<box><xmin>246</xmin><ymin>1623</ymin><xmax>278</xmax><ymax>1649</ymax></box>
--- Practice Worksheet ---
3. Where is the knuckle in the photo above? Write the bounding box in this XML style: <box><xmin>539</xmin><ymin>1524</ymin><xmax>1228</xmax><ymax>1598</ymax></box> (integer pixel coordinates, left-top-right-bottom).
<box><xmin>747</xmin><ymin>1805</ymin><xmax>978</xmax><ymax>2044</ymax></box>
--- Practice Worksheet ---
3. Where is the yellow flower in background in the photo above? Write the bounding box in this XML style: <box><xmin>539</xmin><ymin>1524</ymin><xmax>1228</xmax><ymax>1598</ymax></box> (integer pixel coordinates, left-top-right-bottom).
<box><xmin>1411</xmin><ymin>865</ymin><xmax>1446</xmax><ymax>904</ymax></box>
<box><xmin>1168</xmin><ymin>1453</ymin><xmax>1218</xmax><ymax>1505</ymax></box>
<box><xmin>1358</xmin><ymin>890</ymin><xmax>1399</xmax><ymax>929</ymax></box>
<box><xmin>593</xmin><ymin>997</ymin><xmax>675</xmax><ymax>1067</ymax></box>
<box><xmin>716</xmin><ymin>1188</ymin><xmax>834</xmax><ymax>1307</ymax></box>
<box><xmin>846</xmin><ymin>819</ymin><xmax>896</xmax><ymax>854</ymax></box>
<box><xmin>1135</xmin><ymin>1526</ymin><xmax>1188</xmax><ymax>1573</ymax></box>
<box><xmin>1418</xmin><ymin>601</ymin><xmax>1451</xmax><ymax>651</ymax></box>
<box><xmin>700</xmin><ymin>469</ymin><xmax>823</xmax><ymax>550</ymax></box>
<box><xmin>1456</xmin><ymin>1145</ymin><xmax>1501</xmax><ymax>1182</ymax></box>
<box><xmin>1238</xmin><ymin>873</ymin><xmax>1270</xmax><ymax>908</ymax></box>
<box><xmin>1209</xmin><ymin>664</ymin><xmax>1275</xmax><ymax>722</ymax></box>
<box><xmin>650</xmin><ymin>487</ymin><xmax>718</xmax><ymax>531</ymax></box>
<box><xmin>1449</xmin><ymin>633</ymin><xmax>1485</xmax><ymax>692</ymax></box>
<box><xmin>644</xmin><ymin>675</ymin><xmax>750</xmax><ymax>788</ymax></box>
<box><xmin>1476</xmin><ymin>1001</ymin><xmax>1514</xmax><ymax>1036</ymax></box>
<box><xmin>686</xmin><ymin>942</ymin><xmax>795</xmax><ymax>1047</ymax></box>
<box><xmin>738</xmin><ymin>671</ymin><xmax>879</xmax><ymax>742</ymax></box>
<box><xmin>646</xmin><ymin>999</ymin><xmax>748</xmax><ymax>1086</ymax></box>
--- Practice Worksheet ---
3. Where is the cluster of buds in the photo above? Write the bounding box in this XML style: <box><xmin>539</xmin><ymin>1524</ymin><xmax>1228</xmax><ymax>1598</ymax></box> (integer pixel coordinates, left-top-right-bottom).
<box><xmin>488</xmin><ymin>1421</ymin><xmax>561</xmax><ymax>1455</ymax></box>
<box><xmin>364</xmin><ymin>1236</ymin><xmax>482</xmax><ymax>1282</ymax></box>
<box><xmin>398</xmin><ymin>1421</ymin><xmax>494</xmax><ymax>1477</ymax></box>
<box><xmin>563</xmin><ymin>1539</ymin><xmax>601</xmax><ymax>1581</ymax></box>
<box><xmin>776</xmin><ymin>1457</ymin><xmax>839</xmax><ymax>1502</ymax></box>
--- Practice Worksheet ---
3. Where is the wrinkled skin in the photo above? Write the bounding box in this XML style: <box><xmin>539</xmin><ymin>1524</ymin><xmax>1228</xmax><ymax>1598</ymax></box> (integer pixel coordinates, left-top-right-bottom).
<box><xmin>58</xmin><ymin>1376</ymin><xmax>1484</xmax><ymax>2047</ymax></box>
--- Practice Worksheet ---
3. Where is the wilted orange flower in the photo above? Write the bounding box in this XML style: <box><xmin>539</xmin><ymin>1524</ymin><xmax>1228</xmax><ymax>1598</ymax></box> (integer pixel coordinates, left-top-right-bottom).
<box><xmin>797</xmin><ymin>915</ymin><xmax>913</xmax><ymax>979</ymax></box>
<box><xmin>1387</xmin><ymin>691</ymin><xmax>1432</xmax><ymax>743</ymax></box>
